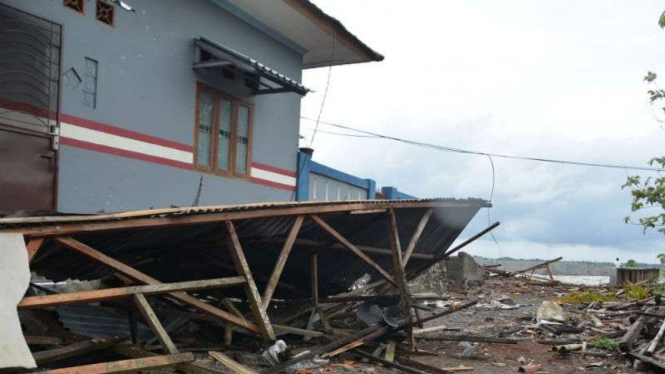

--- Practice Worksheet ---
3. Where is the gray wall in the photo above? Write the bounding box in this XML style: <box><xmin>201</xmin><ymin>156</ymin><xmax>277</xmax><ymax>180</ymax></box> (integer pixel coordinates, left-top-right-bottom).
<box><xmin>309</xmin><ymin>173</ymin><xmax>368</xmax><ymax>201</ymax></box>
<box><xmin>3</xmin><ymin>0</ymin><xmax>303</xmax><ymax>213</ymax></box>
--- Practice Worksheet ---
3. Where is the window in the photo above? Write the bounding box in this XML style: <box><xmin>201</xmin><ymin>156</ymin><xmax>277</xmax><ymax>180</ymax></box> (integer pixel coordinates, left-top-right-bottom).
<box><xmin>95</xmin><ymin>0</ymin><xmax>115</xmax><ymax>26</ymax></box>
<box><xmin>63</xmin><ymin>0</ymin><xmax>85</xmax><ymax>14</ymax></box>
<box><xmin>194</xmin><ymin>83</ymin><xmax>253</xmax><ymax>177</ymax></box>
<box><xmin>82</xmin><ymin>58</ymin><xmax>98</xmax><ymax>109</ymax></box>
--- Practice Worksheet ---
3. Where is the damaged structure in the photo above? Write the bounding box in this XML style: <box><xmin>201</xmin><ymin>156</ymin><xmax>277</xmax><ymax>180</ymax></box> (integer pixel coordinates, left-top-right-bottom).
<box><xmin>0</xmin><ymin>198</ymin><xmax>497</xmax><ymax>372</ymax></box>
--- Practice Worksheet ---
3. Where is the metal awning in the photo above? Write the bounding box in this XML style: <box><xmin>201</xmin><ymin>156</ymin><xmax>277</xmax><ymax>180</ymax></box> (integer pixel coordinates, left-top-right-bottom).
<box><xmin>193</xmin><ymin>37</ymin><xmax>310</xmax><ymax>96</ymax></box>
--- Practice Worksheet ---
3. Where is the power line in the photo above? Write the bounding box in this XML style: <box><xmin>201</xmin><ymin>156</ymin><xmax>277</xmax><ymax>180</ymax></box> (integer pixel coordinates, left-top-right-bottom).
<box><xmin>300</xmin><ymin>116</ymin><xmax>664</xmax><ymax>172</ymax></box>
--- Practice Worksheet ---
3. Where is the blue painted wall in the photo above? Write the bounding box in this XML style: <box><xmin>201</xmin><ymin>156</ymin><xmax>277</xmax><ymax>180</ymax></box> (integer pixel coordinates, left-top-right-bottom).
<box><xmin>2</xmin><ymin>0</ymin><xmax>305</xmax><ymax>213</ymax></box>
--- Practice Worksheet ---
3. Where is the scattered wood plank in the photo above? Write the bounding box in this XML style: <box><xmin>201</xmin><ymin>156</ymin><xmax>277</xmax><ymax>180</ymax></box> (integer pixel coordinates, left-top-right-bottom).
<box><xmin>133</xmin><ymin>294</ymin><xmax>179</xmax><ymax>354</ymax></box>
<box><xmin>309</xmin><ymin>214</ymin><xmax>397</xmax><ymax>286</ymax></box>
<box><xmin>209</xmin><ymin>351</ymin><xmax>260</xmax><ymax>374</ymax></box>
<box><xmin>415</xmin><ymin>334</ymin><xmax>518</xmax><ymax>344</ymax></box>
<box><xmin>261</xmin><ymin>215</ymin><xmax>304</xmax><ymax>311</ymax></box>
<box><xmin>33</xmin><ymin>335</ymin><xmax>127</xmax><ymax>365</ymax></box>
<box><xmin>19</xmin><ymin>277</ymin><xmax>246</xmax><ymax>309</ymax></box>
<box><xmin>646</xmin><ymin>320</ymin><xmax>665</xmax><ymax>356</ymax></box>
<box><xmin>353</xmin><ymin>350</ymin><xmax>429</xmax><ymax>374</ymax></box>
<box><xmin>225</xmin><ymin>221</ymin><xmax>276</xmax><ymax>341</ymax></box>
<box><xmin>620</xmin><ymin>313</ymin><xmax>649</xmax><ymax>352</ymax></box>
<box><xmin>54</xmin><ymin>237</ymin><xmax>262</xmax><ymax>335</ymax></box>
<box><xmin>33</xmin><ymin>352</ymin><xmax>195</xmax><ymax>374</ymax></box>
<box><xmin>395</xmin><ymin>356</ymin><xmax>451</xmax><ymax>374</ymax></box>
<box><xmin>439</xmin><ymin>366</ymin><xmax>473</xmax><ymax>372</ymax></box>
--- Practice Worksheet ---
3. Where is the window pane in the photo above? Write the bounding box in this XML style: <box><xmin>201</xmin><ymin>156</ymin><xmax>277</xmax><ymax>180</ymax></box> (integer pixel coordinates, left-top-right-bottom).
<box><xmin>235</xmin><ymin>105</ymin><xmax>250</xmax><ymax>174</ymax></box>
<box><xmin>197</xmin><ymin>91</ymin><xmax>213</xmax><ymax>167</ymax></box>
<box><xmin>217</xmin><ymin>99</ymin><xmax>232</xmax><ymax>171</ymax></box>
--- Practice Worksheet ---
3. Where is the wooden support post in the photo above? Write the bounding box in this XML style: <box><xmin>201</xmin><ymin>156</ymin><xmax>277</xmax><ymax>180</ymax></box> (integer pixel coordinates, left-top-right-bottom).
<box><xmin>261</xmin><ymin>215</ymin><xmax>304</xmax><ymax>311</ymax></box>
<box><xmin>402</xmin><ymin>208</ymin><xmax>433</xmax><ymax>265</ymax></box>
<box><xmin>311</xmin><ymin>252</ymin><xmax>319</xmax><ymax>307</ymax></box>
<box><xmin>19</xmin><ymin>277</ymin><xmax>246</xmax><ymax>309</ymax></box>
<box><xmin>309</xmin><ymin>214</ymin><xmax>397</xmax><ymax>286</ymax></box>
<box><xmin>54</xmin><ymin>237</ymin><xmax>261</xmax><ymax>336</ymax></box>
<box><xmin>26</xmin><ymin>238</ymin><xmax>45</xmax><ymax>262</ymax></box>
<box><xmin>33</xmin><ymin>352</ymin><xmax>195</xmax><ymax>374</ymax></box>
<box><xmin>386</xmin><ymin>209</ymin><xmax>415</xmax><ymax>351</ymax></box>
<box><xmin>221</xmin><ymin>298</ymin><xmax>244</xmax><ymax>347</ymax></box>
<box><xmin>127</xmin><ymin>310</ymin><xmax>139</xmax><ymax>345</ymax></box>
<box><xmin>546</xmin><ymin>264</ymin><xmax>554</xmax><ymax>281</ymax></box>
<box><xmin>133</xmin><ymin>294</ymin><xmax>179</xmax><ymax>355</ymax></box>
<box><xmin>224</xmin><ymin>221</ymin><xmax>276</xmax><ymax>341</ymax></box>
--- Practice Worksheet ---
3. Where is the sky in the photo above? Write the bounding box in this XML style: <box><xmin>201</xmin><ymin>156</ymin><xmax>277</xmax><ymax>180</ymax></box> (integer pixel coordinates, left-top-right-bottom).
<box><xmin>300</xmin><ymin>0</ymin><xmax>665</xmax><ymax>264</ymax></box>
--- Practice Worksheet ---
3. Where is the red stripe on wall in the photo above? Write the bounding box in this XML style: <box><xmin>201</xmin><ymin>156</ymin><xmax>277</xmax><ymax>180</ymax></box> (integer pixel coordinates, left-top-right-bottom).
<box><xmin>60</xmin><ymin>137</ymin><xmax>195</xmax><ymax>171</ymax></box>
<box><xmin>251</xmin><ymin>162</ymin><xmax>297</xmax><ymax>177</ymax></box>
<box><xmin>60</xmin><ymin>114</ymin><xmax>193</xmax><ymax>152</ymax></box>
<box><xmin>250</xmin><ymin>177</ymin><xmax>296</xmax><ymax>192</ymax></box>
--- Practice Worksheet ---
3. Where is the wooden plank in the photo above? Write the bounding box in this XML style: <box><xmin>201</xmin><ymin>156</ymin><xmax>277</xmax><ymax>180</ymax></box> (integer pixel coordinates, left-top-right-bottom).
<box><xmin>12</xmin><ymin>201</ymin><xmax>490</xmax><ymax>237</ymax></box>
<box><xmin>353</xmin><ymin>350</ymin><xmax>427</xmax><ymax>374</ymax></box>
<box><xmin>209</xmin><ymin>351</ymin><xmax>260</xmax><ymax>374</ymax></box>
<box><xmin>386</xmin><ymin>209</ymin><xmax>414</xmax><ymax>350</ymax></box>
<box><xmin>309</xmin><ymin>214</ymin><xmax>397</xmax><ymax>286</ymax></box>
<box><xmin>133</xmin><ymin>294</ymin><xmax>179</xmax><ymax>355</ymax></box>
<box><xmin>54</xmin><ymin>237</ymin><xmax>261</xmax><ymax>335</ymax></box>
<box><xmin>19</xmin><ymin>277</ymin><xmax>246</xmax><ymax>309</ymax></box>
<box><xmin>221</xmin><ymin>298</ymin><xmax>244</xmax><ymax>347</ymax></box>
<box><xmin>26</xmin><ymin>237</ymin><xmax>45</xmax><ymax>262</ymax></box>
<box><xmin>224</xmin><ymin>221</ymin><xmax>276</xmax><ymax>341</ymax></box>
<box><xmin>33</xmin><ymin>335</ymin><xmax>127</xmax><ymax>365</ymax></box>
<box><xmin>311</xmin><ymin>252</ymin><xmax>319</xmax><ymax>307</ymax></box>
<box><xmin>33</xmin><ymin>352</ymin><xmax>195</xmax><ymax>374</ymax></box>
<box><xmin>288</xmin><ymin>238</ymin><xmax>435</xmax><ymax>260</ymax></box>
<box><xmin>261</xmin><ymin>215</ymin><xmax>304</xmax><ymax>311</ymax></box>
<box><xmin>508</xmin><ymin>257</ymin><xmax>562</xmax><ymax>276</ymax></box>
<box><xmin>402</xmin><ymin>208</ymin><xmax>433</xmax><ymax>265</ymax></box>
<box><xmin>24</xmin><ymin>335</ymin><xmax>63</xmax><ymax>345</ymax></box>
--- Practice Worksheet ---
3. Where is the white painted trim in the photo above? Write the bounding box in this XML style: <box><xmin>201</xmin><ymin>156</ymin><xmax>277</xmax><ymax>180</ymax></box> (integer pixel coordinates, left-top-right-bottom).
<box><xmin>251</xmin><ymin>166</ymin><xmax>296</xmax><ymax>187</ymax></box>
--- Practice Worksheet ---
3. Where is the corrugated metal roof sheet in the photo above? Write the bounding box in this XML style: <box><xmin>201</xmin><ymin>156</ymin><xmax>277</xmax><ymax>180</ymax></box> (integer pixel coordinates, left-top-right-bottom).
<box><xmin>16</xmin><ymin>199</ymin><xmax>488</xmax><ymax>298</ymax></box>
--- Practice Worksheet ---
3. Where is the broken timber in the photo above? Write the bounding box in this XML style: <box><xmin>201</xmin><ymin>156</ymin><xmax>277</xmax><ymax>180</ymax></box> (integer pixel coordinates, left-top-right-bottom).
<box><xmin>54</xmin><ymin>237</ymin><xmax>265</xmax><ymax>336</ymax></box>
<box><xmin>33</xmin><ymin>352</ymin><xmax>195</xmax><ymax>374</ymax></box>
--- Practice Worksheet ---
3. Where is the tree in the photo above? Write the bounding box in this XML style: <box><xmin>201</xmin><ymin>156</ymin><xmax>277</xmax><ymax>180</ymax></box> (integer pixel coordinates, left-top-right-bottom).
<box><xmin>624</xmin><ymin>259</ymin><xmax>639</xmax><ymax>268</ymax></box>
<box><xmin>658</xmin><ymin>253</ymin><xmax>665</xmax><ymax>264</ymax></box>
<box><xmin>622</xmin><ymin>10</ymin><xmax>665</xmax><ymax>233</ymax></box>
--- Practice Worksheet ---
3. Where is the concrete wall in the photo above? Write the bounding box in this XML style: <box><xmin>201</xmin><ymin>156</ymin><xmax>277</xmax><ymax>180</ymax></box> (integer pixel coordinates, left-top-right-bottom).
<box><xmin>2</xmin><ymin>0</ymin><xmax>303</xmax><ymax>213</ymax></box>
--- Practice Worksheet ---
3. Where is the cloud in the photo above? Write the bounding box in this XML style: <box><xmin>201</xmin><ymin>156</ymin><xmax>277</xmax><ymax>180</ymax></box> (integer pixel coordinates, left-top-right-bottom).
<box><xmin>302</xmin><ymin>0</ymin><xmax>665</xmax><ymax>261</ymax></box>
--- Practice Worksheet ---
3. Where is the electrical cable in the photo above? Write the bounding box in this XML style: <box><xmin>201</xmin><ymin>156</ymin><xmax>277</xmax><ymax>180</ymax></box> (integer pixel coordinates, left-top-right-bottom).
<box><xmin>308</xmin><ymin>36</ymin><xmax>336</xmax><ymax>148</ymax></box>
<box><xmin>300</xmin><ymin>116</ymin><xmax>664</xmax><ymax>172</ymax></box>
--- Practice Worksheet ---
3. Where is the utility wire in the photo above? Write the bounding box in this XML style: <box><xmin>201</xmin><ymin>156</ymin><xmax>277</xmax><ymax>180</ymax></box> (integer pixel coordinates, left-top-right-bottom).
<box><xmin>308</xmin><ymin>36</ymin><xmax>336</xmax><ymax>148</ymax></box>
<box><xmin>300</xmin><ymin>116</ymin><xmax>664</xmax><ymax>172</ymax></box>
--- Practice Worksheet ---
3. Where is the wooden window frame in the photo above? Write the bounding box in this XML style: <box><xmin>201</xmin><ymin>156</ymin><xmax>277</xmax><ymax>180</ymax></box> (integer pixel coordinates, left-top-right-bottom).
<box><xmin>194</xmin><ymin>82</ymin><xmax>254</xmax><ymax>179</ymax></box>
<box><xmin>63</xmin><ymin>0</ymin><xmax>86</xmax><ymax>15</ymax></box>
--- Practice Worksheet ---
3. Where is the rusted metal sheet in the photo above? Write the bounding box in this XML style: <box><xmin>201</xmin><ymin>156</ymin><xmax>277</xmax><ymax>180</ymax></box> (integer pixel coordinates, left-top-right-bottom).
<box><xmin>0</xmin><ymin>3</ymin><xmax>61</xmax><ymax>215</ymax></box>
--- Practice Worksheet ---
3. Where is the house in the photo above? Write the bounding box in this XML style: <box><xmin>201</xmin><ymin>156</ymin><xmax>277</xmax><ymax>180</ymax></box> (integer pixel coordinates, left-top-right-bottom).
<box><xmin>0</xmin><ymin>0</ymin><xmax>384</xmax><ymax>215</ymax></box>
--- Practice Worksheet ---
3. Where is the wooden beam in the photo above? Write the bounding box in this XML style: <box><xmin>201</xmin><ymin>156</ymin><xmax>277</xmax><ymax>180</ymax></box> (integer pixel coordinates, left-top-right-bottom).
<box><xmin>54</xmin><ymin>237</ymin><xmax>261</xmax><ymax>335</ymax></box>
<box><xmin>133</xmin><ymin>294</ymin><xmax>179</xmax><ymax>355</ymax></box>
<box><xmin>309</xmin><ymin>215</ymin><xmax>397</xmax><ymax>286</ymax></box>
<box><xmin>284</xmin><ymin>238</ymin><xmax>434</xmax><ymax>260</ymax></box>
<box><xmin>11</xmin><ymin>201</ymin><xmax>489</xmax><ymax>237</ymax></box>
<box><xmin>209</xmin><ymin>351</ymin><xmax>260</xmax><ymax>374</ymax></box>
<box><xmin>26</xmin><ymin>237</ymin><xmax>45</xmax><ymax>262</ymax></box>
<box><xmin>19</xmin><ymin>277</ymin><xmax>246</xmax><ymax>309</ymax></box>
<box><xmin>311</xmin><ymin>252</ymin><xmax>319</xmax><ymax>307</ymax></box>
<box><xmin>24</xmin><ymin>335</ymin><xmax>63</xmax><ymax>345</ymax></box>
<box><xmin>386</xmin><ymin>209</ymin><xmax>414</xmax><ymax>350</ymax></box>
<box><xmin>508</xmin><ymin>257</ymin><xmax>562</xmax><ymax>277</ymax></box>
<box><xmin>261</xmin><ymin>215</ymin><xmax>304</xmax><ymax>311</ymax></box>
<box><xmin>33</xmin><ymin>335</ymin><xmax>127</xmax><ymax>365</ymax></box>
<box><xmin>33</xmin><ymin>352</ymin><xmax>195</xmax><ymax>374</ymax></box>
<box><xmin>224</xmin><ymin>221</ymin><xmax>276</xmax><ymax>341</ymax></box>
<box><xmin>402</xmin><ymin>208</ymin><xmax>433</xmax><ymax>265</ymax></box>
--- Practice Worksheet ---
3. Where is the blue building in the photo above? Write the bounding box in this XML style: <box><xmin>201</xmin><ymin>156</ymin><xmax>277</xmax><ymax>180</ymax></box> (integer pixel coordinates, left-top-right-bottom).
<box><xmin>0</xmin><ymin>0</ymin><xmax>386</xmax><ymax>214</ymax></box>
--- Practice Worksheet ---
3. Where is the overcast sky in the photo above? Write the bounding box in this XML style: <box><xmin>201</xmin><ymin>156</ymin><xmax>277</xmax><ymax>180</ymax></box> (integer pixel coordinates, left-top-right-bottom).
<box><xmin>300</xmin><ymin>0</ymin><xmax>665</xmax><ymax>264</ymax></box>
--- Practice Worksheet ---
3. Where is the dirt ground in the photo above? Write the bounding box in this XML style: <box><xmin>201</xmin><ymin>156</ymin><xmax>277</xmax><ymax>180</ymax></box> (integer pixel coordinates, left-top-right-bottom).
<box><xmin>257</xmin><ymin>278</ymin><xmax>643</xmax><ymax>374</ymax></box>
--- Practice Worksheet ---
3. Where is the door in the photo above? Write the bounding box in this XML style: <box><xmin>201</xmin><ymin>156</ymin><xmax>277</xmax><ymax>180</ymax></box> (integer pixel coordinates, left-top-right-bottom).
<box><xmin>0</xmin><ymin>3</ymin><xmax>61</xmax><ymax>215</ymax></box>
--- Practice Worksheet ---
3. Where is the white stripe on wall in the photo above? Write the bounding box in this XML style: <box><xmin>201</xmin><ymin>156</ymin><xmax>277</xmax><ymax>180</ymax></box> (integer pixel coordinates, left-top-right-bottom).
<box><xmin>60</xmin><ymin>122</ymin><xmax>194</xmax><ymax>164</ymax></box>
<box><xmin>251</xmin><ymin>167</ymin><xmax>297</xmax><ymax>187</ymax></box>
